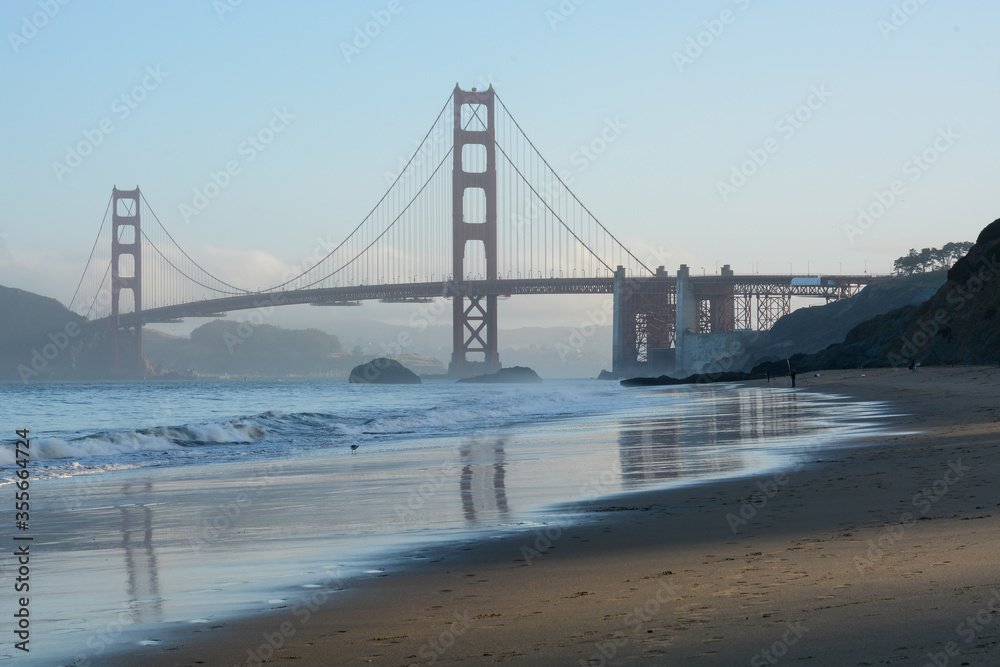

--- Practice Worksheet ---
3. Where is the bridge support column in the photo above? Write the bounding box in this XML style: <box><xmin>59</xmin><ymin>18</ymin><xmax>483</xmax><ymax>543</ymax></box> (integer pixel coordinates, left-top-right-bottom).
<box><xmin>708</xmin><ymin>264</ymin><xmax>735</xmax><ymax>332</ymax></box>
<box><xmin>674</xmin><ymin>264</ymin><xmax>697</xmax><ymax>372</ymax></box>
<box><xmin>612</xmin><ymin>266</ymin><xmax>633</xmax><ymax>374</ymax></box>
<box><xmin>449</xmin><ymin>84</ymin><xmax>501</xmax><ymax>377</ymax></box>
<box><xmin>612</xmin><ymin>266</ymin><xmax>676</xmax><ymax>377</ymax></box>
<box><xmin>111</xmin><ymin>186</ymin><xmax>144</xmax><ymax>379</ymax></box>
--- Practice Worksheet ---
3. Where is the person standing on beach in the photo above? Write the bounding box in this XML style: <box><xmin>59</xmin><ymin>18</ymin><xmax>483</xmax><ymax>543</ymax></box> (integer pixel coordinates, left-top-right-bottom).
<box><xmin>790</xmin><ymin>368</ymin><xmax>796</xmax><ymax>387</ymax></box>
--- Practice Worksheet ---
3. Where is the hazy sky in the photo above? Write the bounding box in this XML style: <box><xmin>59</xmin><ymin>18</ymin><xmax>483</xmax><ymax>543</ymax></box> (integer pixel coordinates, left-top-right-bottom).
<box><xmin>1</xmin><ymin>0</ymin><xmax>997</xmax><ymax>332</ymax></box>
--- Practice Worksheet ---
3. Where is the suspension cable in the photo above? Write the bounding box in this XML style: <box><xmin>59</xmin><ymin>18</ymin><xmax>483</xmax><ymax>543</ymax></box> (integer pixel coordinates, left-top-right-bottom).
<box><xmin>139</xmin><ymin>228</ymin><xmax>245</xmax><ymax>295</ymax></box>
<box><xmin>257</xmin><ymin>91</ymin><xmax>457</xmax><ymax>293</ymax></box>
<box><xmin>84</xmin><ymin>260</ymin><xmax>112</xmax><ymax>319</ymax></box>
<box><xmin>494</xmin><ymin>92</ymin><xmax>653</xmax><ymax>275</ymax></box>
<box><xmin>465</xmin><ymin>102</ymin><xmax>616</xmax><ymax>275</ymax></box>
<box><xmin>139</xmin><ymin>191</ymin><xmax>250</xmax><ymax>293</ymax></box>
<box><xmin>292</xmin><ymin>146</ymin><xmax>452</xmax><ymax>289</ymax></box>
<box><xmin>69</xmin><ymin>193</ymin><xmax>113</xmax><ymax>312</ymax></box>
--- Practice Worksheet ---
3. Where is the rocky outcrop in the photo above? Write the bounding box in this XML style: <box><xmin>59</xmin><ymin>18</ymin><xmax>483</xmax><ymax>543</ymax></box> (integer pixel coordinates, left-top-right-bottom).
<box><xmin>349</xmin><ymin>358</ymin><xmax>421</xmax><ymax>384</ymax></box>
<box><xmin>753</xmin><ymin>217</ymin><xmax>1000</xmax><ymax>373</ymax></box>
<box><xmin>620</xmin><ymin>371</ymin><xmax>750</xmax><ymax>387</ymax></box>
<box><xmin>457</xmin><ymin>366</ymin><xmax>542</xmax><ymax>384</ymax></box>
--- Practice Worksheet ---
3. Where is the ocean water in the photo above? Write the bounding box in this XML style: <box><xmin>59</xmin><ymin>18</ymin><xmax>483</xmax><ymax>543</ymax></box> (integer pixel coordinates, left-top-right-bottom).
<box><xmin>0</xmin><ymin>379</ymin><xmax>889</xmax><ymax>665</ymax></box>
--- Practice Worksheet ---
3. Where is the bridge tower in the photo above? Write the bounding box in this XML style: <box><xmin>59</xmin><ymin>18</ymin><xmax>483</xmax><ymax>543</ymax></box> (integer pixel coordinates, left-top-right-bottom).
<box><xmin>111</xmin><ymin>186</ymin><xmax>144</xmax><ymax>378</ymax></box>
<box><xmin>449</xmin><ymin>84</ymin><xmax>501</xmax><ymax>376</ymax></box>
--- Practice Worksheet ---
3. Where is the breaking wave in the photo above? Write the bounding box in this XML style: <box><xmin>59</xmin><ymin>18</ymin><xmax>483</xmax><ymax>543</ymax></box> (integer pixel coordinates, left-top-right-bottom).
<box><xmin>0</xmin><ymin>383</ymin><xmax>631</xmax><ymax>483</ymax></box>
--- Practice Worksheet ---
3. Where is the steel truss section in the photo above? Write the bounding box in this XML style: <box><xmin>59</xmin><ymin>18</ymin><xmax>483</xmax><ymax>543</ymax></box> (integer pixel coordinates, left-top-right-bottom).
<box><xmin>755</xmin><ymin>293</ymin><xmax>792</xmax><ymax>331</ymax></box>
<box><xmin>734</xmin><ymin>294</ymin><xmax>753</xmax><ymax>330</ymax></box>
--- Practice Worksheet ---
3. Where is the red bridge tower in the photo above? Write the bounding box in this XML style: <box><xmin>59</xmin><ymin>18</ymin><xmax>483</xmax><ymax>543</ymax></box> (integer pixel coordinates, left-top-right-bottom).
<box><xmin>449</xmin><ymin>85</ymin><xmax>501</xmax><ymax>376</ymax></box>
<box><xmin>110</xmin><ymin>186</ymin><xmax>144</xmax><ymax>378</ymax></box>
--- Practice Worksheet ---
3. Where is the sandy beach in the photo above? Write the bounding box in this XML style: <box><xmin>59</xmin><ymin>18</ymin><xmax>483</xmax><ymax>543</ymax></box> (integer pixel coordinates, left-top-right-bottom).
<box><xmin>104</xmin><ymin>366</ymin><xmax>1000</xmax><ymax>666</ymax></box>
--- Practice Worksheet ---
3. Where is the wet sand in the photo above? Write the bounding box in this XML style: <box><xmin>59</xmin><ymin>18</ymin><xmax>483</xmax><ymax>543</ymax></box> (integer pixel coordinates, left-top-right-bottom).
<box><xmin>106</xmin><ymin>366</ymin><xmax>1000</xmax><ymax>666</ymax></box>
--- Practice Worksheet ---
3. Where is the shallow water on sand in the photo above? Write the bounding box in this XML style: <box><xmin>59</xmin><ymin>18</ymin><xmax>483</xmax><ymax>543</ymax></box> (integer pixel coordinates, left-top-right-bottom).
<box><xmin>0</xmin><ymin>379</ymin><xmax>889</xmax><ymax>664</ymax></box>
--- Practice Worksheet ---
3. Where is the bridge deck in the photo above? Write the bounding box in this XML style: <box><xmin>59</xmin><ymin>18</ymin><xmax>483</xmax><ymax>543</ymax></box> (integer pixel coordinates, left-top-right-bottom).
<box><xmin>96</xmin><ymin>275</ymin><xmax>892</xmax><ymax>327</ymax></box>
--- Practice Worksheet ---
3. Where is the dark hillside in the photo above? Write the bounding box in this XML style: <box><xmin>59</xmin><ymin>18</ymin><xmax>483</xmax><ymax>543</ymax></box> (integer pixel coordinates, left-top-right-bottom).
<box><xmin>753</xmin><ymin>217</ymin><xmax>1000</xmax><ymax>374</ymax></box>
<box><xmin>0</xmin><ymin>285</ymin><xmax>116</xmax><ymax>381</ymax></box>
<box><xmin>748</xmin><ymin>270</ymin><xmax>946</xmax><ymax>363</ymax></box>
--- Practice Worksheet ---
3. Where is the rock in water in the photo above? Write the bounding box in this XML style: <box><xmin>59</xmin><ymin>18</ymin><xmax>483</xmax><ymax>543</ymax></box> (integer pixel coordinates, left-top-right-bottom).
<box><xmin>456</xmin><ymin>366</ymin><xmax>542</xmax><ymax>384</ymax></box>
<box><xmin>349</xmin><ymin>358</ymin><xmax>421</xmax><ymax>384</ymax></box>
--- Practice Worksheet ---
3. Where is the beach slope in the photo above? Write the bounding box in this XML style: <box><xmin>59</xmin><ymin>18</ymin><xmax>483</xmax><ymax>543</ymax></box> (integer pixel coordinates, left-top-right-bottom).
<box><xmin>108</xmin><ymin>366</ymin><xmax>1000</xmax><ymax>666</ymax></box>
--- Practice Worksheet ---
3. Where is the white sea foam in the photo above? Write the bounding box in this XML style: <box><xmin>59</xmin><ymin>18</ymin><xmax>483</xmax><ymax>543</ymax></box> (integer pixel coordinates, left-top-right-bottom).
<box><xmin>0</xmin><ymin>383</ymin><xmax>632</xmax><ymax>483</ymax></box>
<box><xmin>0</xmin><ymin>419</ymin><xmax>267</xmax><ymax>466</ymax></box>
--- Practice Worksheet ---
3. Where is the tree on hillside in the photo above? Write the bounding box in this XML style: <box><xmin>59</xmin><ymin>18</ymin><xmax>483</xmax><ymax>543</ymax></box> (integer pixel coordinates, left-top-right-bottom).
<box><xmin>893</xmin><ymin>241</ymin><xmax>972</xmax><ymax>275</ymax></box>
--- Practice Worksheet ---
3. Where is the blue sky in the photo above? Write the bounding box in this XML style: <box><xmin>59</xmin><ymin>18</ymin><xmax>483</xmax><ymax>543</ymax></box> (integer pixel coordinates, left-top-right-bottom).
<box><xmin>1</xmin><ymin>0</ymin><xmax>998</xmax><ymax>330</ymax></box>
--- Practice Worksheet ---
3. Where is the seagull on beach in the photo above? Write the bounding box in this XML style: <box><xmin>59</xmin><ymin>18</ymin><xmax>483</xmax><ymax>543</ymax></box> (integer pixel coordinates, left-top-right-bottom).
<box><xmin>350</xmin><ymin>444</ymin><xmax>360</xmax><ymax>452</ymax></box>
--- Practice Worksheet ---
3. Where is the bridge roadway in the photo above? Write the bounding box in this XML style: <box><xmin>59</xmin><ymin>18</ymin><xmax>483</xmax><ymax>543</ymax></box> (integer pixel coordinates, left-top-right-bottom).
<box><xmin>98</xmin><ymin>274</ymin><xmax>890</xmax><ymax>327</ymax></box>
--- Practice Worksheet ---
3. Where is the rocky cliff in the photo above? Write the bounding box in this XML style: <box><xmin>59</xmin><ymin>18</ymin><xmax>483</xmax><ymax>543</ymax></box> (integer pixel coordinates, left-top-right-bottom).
<box><xmin>753</xmin><ymin>217</ymin><xmax>1000</xmax><ymax>374</ymax></box>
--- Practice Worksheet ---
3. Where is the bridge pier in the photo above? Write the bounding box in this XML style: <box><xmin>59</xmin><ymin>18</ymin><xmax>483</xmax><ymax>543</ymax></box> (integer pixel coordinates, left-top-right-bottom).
<box><xmin>612</xmin><ymin>265</ymin><xmax>676</xmax><ymax>377</ymax></box>
<box><xmin>613</xmin><ymin>263</ymin><xmax>762</xmax><ymax>377</ymax></box>
<box><xmin>673</xmin><ymin>264</ymin><xmax>696</xmax><ymax>374</ymax></box>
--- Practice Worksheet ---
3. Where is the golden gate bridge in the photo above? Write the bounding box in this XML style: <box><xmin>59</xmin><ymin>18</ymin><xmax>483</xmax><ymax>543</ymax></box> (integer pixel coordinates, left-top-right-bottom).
<box><xmin>68</xmin><ymin>85</ymin><xmax>888</xmax><ymax>378</ymax></box>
